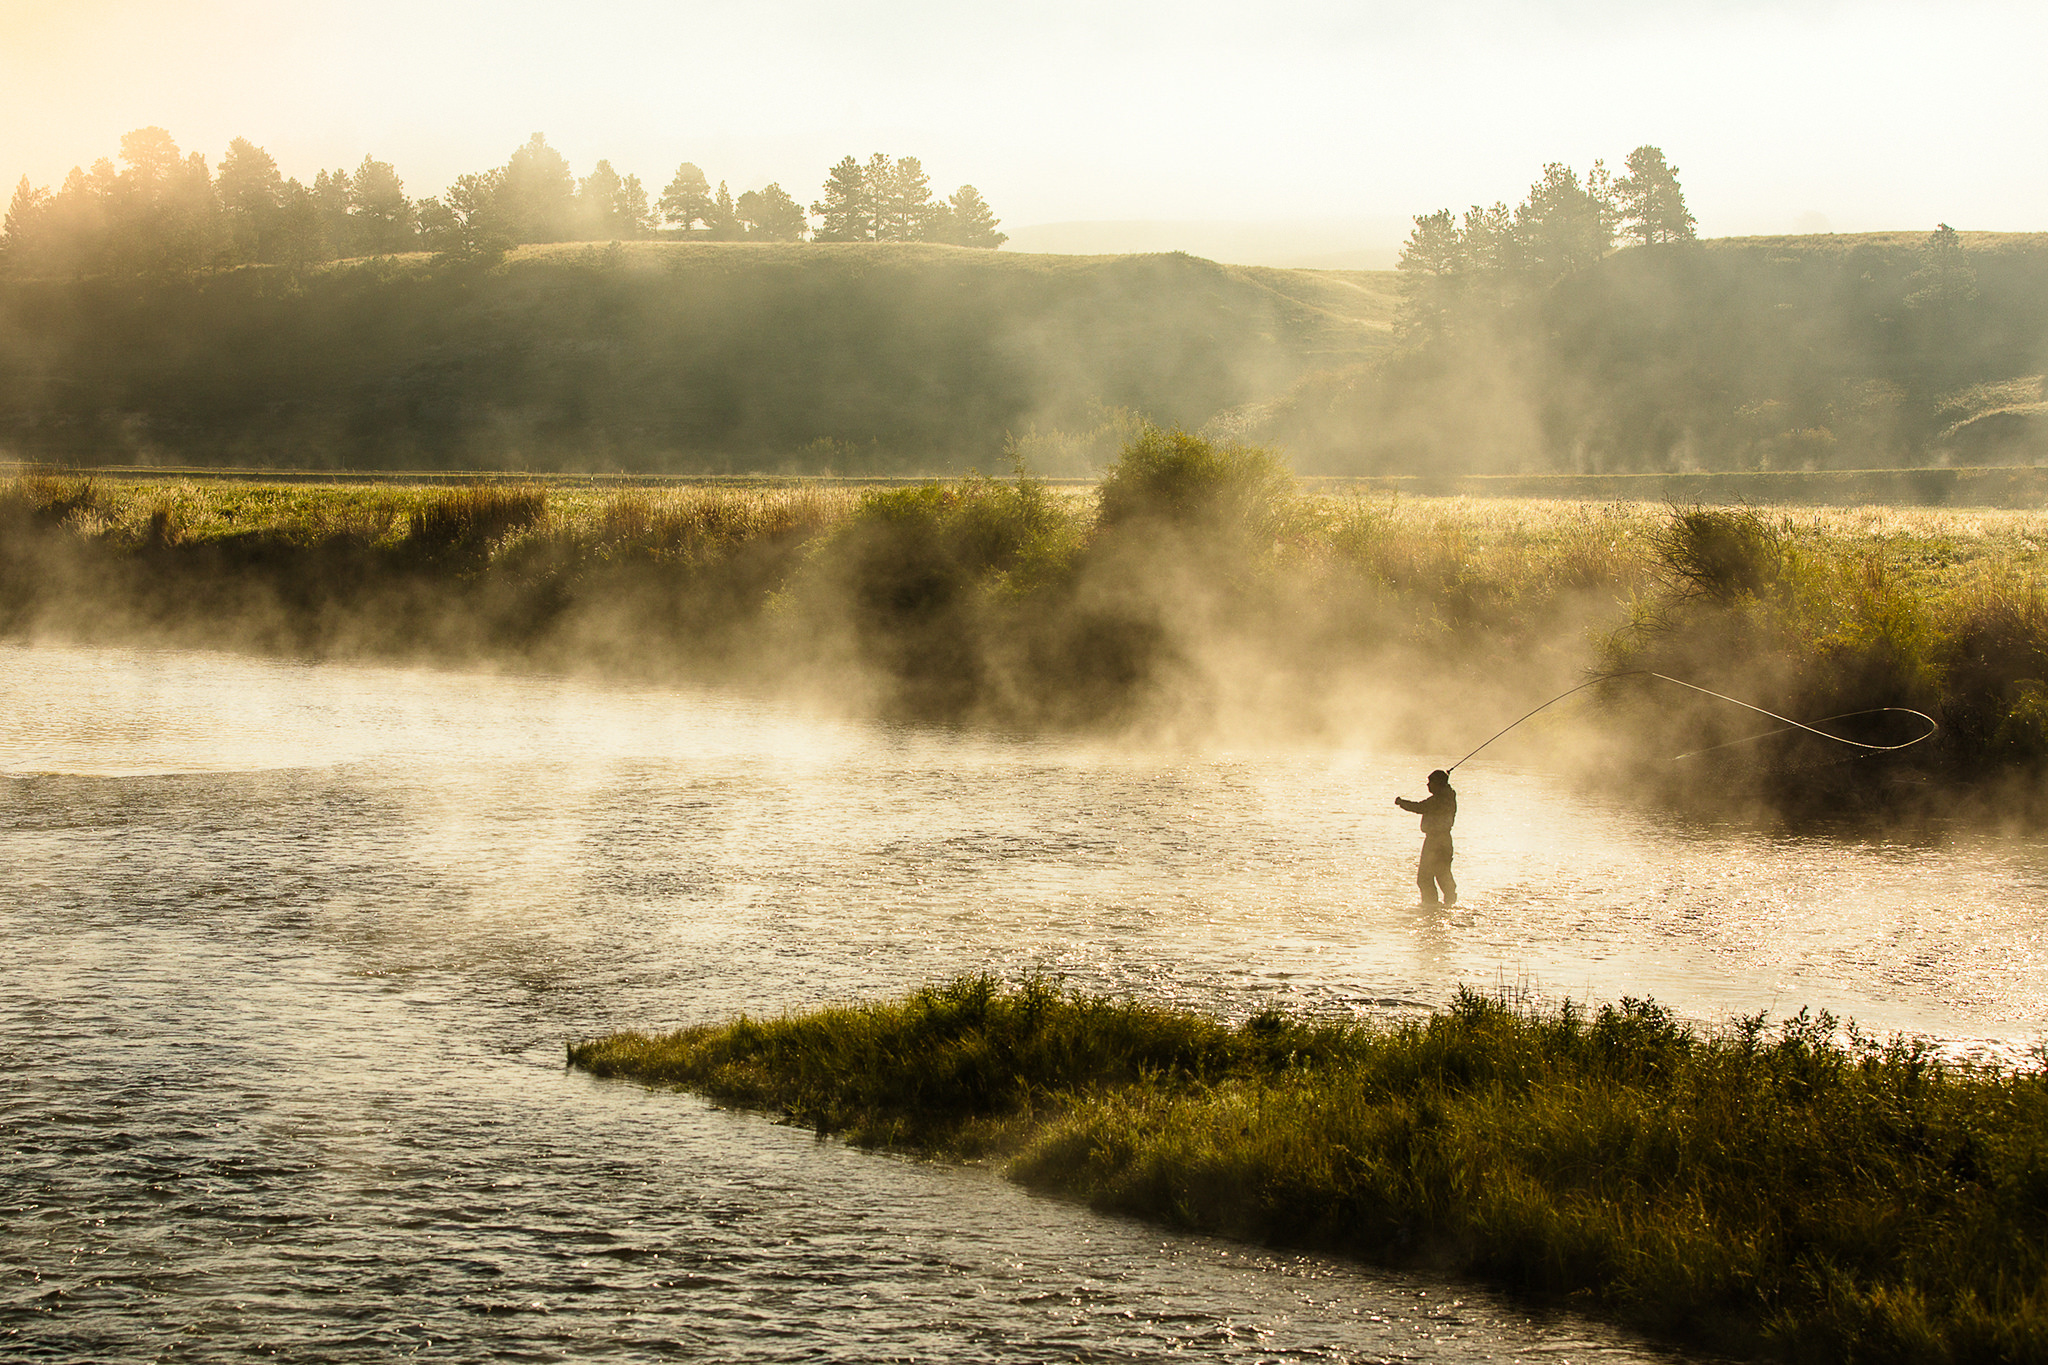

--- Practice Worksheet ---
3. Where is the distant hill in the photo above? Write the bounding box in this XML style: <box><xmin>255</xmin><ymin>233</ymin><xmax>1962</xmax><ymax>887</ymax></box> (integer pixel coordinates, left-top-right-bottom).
<box><xmin>0</xmin><ymin>241</ymin><xmax>1399</xmax><ymax>473</ymax></box>
<box><xmin>1254</xmin><ymin>230</ymin><xmax>2048</xmax><ymax>474</ymax></box>
<box><xmin>1003</xmin><ymin>219</ymin><xmax>1406</xmax><ymax>270</ymax></box>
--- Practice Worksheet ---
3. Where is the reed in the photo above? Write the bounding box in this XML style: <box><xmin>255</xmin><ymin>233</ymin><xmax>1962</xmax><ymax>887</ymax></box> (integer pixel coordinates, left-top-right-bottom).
<box><xmin>571</xmin><ymin>978</ymin><xmax>2048</xmax><ymax>1364</ymax></box>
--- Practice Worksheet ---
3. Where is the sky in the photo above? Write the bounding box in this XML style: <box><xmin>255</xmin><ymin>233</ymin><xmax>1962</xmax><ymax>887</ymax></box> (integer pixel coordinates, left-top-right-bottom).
<box><xmin>4</xmin><ymin>0</ymin><xmax>2045</xmax><ymax>263</ymax></box>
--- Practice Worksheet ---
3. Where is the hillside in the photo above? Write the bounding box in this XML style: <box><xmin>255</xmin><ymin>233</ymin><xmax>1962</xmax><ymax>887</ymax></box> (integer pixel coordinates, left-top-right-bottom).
<box><xmin>1255</xmin><ymin>230</ymin><xmax>2048</xmax><ymax>474</ymax></box>
<box><xmin>0</xmin><ymin>241</ymin><xmax>1400</xmax><ymax>474</ymax></box>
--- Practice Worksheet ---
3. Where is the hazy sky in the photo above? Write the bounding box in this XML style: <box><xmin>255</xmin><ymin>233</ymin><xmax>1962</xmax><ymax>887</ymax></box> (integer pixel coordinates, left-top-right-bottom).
<box><xmin>5</xmin><ymin>0</ymin><xmax>2045</xmax><ymax>246</ymax></box>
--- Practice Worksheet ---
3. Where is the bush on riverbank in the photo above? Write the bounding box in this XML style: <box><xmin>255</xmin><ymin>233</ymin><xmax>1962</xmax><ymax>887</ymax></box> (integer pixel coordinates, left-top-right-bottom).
<box><xmin>570</xmin><ymin>977</ymin><xmax>2048</xmax><ymax>1364</ymax></box>
<box><xmin>1600</xmin><ymin>504</ymin><xmax>2048</xmax><ymax>813</ymax></box>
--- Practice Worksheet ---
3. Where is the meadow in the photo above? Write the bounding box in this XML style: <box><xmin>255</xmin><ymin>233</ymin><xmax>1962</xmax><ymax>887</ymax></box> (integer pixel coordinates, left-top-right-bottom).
<box><xmin>8</xmin><ymin>441</ymin><xmax>2048</xmax><ymax>812</ymax></box>
<box><xmin>570</xmin><ymin>976</ymin><xmax>2048</xmax><ymax>1364</ymax></box>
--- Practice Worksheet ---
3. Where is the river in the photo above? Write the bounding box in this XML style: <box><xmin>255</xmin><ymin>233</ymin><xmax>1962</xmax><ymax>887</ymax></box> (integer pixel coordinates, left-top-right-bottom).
<box><xmin>4</xmin><ymin>639</ymin><xmax>2042</xmax><ymax>1361</ymax></box>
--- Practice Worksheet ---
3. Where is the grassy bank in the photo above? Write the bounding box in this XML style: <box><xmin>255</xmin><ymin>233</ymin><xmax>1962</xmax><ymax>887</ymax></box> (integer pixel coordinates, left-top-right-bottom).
<box><xmin>11</xmin><ymin>443</ymin><xmax>2048</xmax><ymax>809</ymax></box>
<box><xmin>0</xmin><ymin>447</ymin><xmax>1654</xmax><ymax>740</ymax></box>
<box><xmin>572</xmin><ymin>978</ymin><xmax>2048</xmax><ymax>1363</ymax></box>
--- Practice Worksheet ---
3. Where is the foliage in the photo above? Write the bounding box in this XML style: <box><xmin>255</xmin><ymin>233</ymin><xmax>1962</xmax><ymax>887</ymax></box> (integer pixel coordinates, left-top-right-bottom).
<box><xmin>1095</xmin><ymin>427</ymin><xmax>1296</xmax><ymax>541</ymax></box>
<box><xmin>1601</xmin><ymin>502</ymin><xmax>2048</xmax><ymax>811</ymax></box>
<box><xmin>657</xmin><ymin>162</ymin><xmax>715</xmax><ymax>233</ymax></box>
<box><xmin>810</xmin><ymin>152</ymin><xmax>1001</xmax><ymax>247</ymax></box>
<box><xmin>1271</xmin><ymin>228</ymin><xmax>2048</xmax><ymax>475</ymax></box>
<box><xmin>2</xmin><ymin>129</ymin><xmax>1007</xmax><ymax>275</ymax></box>
<box><xmin>19</xmin><ymin>473</ymin><xmax>2048</xmax><ymax>807</ymax></box>
<box><xmin>1615</xmin><ymin>145</ymin><xmax>1697</xmax><ymax>247</ymax></box>
<box><xmin>1649</xmin><ymin>504</ymin><xmax>1781</xmax><ymax>604</ymax></box>
<box><xmin>571</xmin><ymin>977</ymin><xmax>2048</xmax><ymax>1363</ymax></box>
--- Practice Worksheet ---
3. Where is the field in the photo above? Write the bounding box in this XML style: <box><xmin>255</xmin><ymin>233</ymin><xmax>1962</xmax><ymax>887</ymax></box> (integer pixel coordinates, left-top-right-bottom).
<box><xmin>8</xmin><ymin>446</ymin><xmax>2048</xmax><ymax>813</ymax></box>
<box><xmin>570</xmin><ymin>976</ymin><xmax>2048</xmax><ymax>1364</ymax></box>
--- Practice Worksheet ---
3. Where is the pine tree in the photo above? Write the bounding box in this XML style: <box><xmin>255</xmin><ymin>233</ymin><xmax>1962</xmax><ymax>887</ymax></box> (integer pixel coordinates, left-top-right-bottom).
<box><xmin>348</xmin><ymin>156</ymin><xmax>417</xmax><ymax>254</ymax></box>
<box><xmin>1</xmin><ymin>176</ymin><xmax>49</xmax><ymax>271</ymax></box>
<box><xmin>811</xmin><ymin>155</ymin><xmax>873</xmax><ymax>241</ymax></box>
<box><xmin>736</xmin><ymin>183</ymin><xmax>808</xmax><ymax>241</ymax></box>
<box><xmin>217</xmin><ymin>138</ymin><xmax>284</xmax><ymax>261</ymax></box>
<box><xmin>707</xmin><ymin>181</ymin><xmax>743</xmax><ymax>240</ymax></box>
<box><xmin>500</xmin><ymin>133</ymin><xmax>576</xmax><ymax>243</ymax></box>
<box><xmin>658</xmin><ymin>162</ymin><xmax>713</xmax><ymax>232</ymax></box>
<box><xmin>878</xmin><ymin>155</ymin><xmax>936</xmax><ymax>241</ymax></box>
<box><xmin>1615</xmin><ymin>145</ymin><xmax>1697</xmax><ymax>247</ymax></box>
<box><xmin>945</xmin><ymin>185</ymin><xmax>1004</xmax><ymax>249</ymax></box>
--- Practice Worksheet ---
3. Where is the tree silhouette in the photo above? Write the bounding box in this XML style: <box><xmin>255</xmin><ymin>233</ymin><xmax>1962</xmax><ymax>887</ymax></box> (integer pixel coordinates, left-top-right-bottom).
<box><xmin>658</xmin><ymin>162</ymin><xmax>713</xmax><ymax>232</ymax></box>
<box><xmin>577</xmin><ymin>159</ymin><xmax>650</xmax><ymax>239</ymax></box>
<box><xmin>736</xmin><ymin>183</ymin><xmax>807</xmax><ymax>241</ymax></box>
<box><xmin>1511</xmin><ymin>161</ymin><xmax>1616</xmax><ymax>288</ymax></box>
<box><xmin>217</xmin><ymin>138</ymin><xmax>284</xmax><ymax>262</ymax></box>
<box><xmin>812</xmin><ymin>155</ymin><xmax>873</xmax><ymax>241</ymax></box>
<box><xmin>418</xmin><ymin>169</ymin><xmax>509</xmax><ymax>261</ymax></box>
<box><xmin>1615</xmin><ymin>146</ymin><xmax>1696</xmax><ymax>247</ymax></box>
<box><xmin>311</xmin><ymin>169</ymin><xmax>353</xmax><ymax>256</ymax></box>
<box><xmin>348</xmin><ymin>156</ymin><xmax>416</xmax><ymax>254</ymax></box>
<box><xmin>707</xmin><ymin>181</ymin><xmax>744</xmax><ymax>240</ymax></box>
<box><xmin>945</xmin><ymin>186</ymin><xmax>1005</xmax><ymax>249</ymax></box>
<box><xmin>876</xmin><ymin>156</ymin><xmax>936</xmax><ymax>241</ymax></box>
<box><xmin>501</xmin><ymin>133</ymin><xmax>577</xmax><ymax>243</ymax></box>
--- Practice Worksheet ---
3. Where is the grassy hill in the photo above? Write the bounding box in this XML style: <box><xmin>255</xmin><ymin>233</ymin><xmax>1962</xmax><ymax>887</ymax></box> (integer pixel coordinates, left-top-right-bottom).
<box><xmin>0</xmin><ymin>241</ymin><xmax>1400</xmax><ymax>474</ymax></box>
<box><xmin>1255</xmin><ymin>230</ymin><xmax>2048</xmax><ymax>475</ymax></box>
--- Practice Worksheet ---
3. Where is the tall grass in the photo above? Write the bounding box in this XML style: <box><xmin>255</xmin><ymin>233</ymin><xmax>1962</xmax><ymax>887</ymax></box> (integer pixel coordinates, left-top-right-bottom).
<box><xmin>13</xmin><ymin>450</ymin><xmax>2048</xmax><ymax>803</ymax></box>
<box><xmin>407</xmin><ymin>483</ymin><xmax>548</xmax><ymax>549</ymax></box>
<box><xmin>1599</xmin><ymin>504</ymin><xmax>2048</xmax><ymax>809</ymax></box>
<box><xmin>571</xmin><ymin>978</ymin><xmax>2048</xmax><ymax>1364</ymax></box>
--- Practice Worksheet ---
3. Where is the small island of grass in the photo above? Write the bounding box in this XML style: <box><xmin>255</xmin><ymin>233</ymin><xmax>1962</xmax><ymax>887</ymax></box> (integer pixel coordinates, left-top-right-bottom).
<box><xmin>570</xmin><ymin>977</ymin><xmax>2048</xmax><ymax>1363</ymax></box>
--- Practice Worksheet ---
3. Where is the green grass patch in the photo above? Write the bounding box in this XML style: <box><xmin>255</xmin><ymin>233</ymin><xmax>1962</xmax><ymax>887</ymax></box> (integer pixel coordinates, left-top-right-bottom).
<box><xmin>571</xmin><ymin>977</ymin><xmax>2048</xmax><ymax>1363</ymax></box>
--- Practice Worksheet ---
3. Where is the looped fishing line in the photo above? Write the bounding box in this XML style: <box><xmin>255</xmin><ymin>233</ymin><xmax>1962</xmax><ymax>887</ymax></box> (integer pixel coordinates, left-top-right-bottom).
<box><xmin>1438</xmin><ymin>670</ymin><xmax>1939</xmax><ymax>776</ymax></box>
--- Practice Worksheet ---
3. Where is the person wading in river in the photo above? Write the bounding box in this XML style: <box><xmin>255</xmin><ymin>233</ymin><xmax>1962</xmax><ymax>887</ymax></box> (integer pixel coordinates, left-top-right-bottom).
<box><xmin>1394</xmin><ymin>770</ymin><xmax>1457</xmax><ymax>907</ymax></box>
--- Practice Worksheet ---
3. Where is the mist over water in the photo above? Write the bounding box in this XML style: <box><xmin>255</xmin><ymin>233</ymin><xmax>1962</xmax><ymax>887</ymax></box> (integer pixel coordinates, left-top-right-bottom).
<box><xmin>5</xmin><ymin>640</ymin><xmax>2044</xmax><ymax>1359</ymax></box>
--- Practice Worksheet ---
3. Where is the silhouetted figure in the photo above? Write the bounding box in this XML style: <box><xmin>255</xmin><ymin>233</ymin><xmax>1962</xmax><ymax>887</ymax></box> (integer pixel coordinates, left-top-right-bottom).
<box><xmin>1394</xmin><ymin>770</ymin><xmax>1457</xmax><ymax>907</ymax></box>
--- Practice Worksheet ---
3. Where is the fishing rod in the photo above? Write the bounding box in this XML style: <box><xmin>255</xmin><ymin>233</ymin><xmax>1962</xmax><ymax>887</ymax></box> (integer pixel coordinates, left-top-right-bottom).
<box><xmin>1439</xmin><ymin>669</ymin><xmax>1939</xmax><ymax>776</ymax></box>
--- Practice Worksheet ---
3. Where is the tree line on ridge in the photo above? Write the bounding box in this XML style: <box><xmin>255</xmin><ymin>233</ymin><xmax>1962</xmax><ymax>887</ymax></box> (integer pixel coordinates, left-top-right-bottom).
<box><xmin>0</xmin><ymin>129</ymin><xmax>1007</xmax><ymax>277</ymax></box>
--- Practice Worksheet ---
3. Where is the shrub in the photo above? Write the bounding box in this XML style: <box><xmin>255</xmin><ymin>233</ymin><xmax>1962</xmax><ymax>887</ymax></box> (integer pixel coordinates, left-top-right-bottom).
<box><xmin>1649</xmin><ymin>504</ymin><xmax>1781</xmax><ymax>604</ymax></box>
<box><xmin>1095</xmin><ymin>428</ymin><xmax>1296</xmax><ymax>542</ymax></box>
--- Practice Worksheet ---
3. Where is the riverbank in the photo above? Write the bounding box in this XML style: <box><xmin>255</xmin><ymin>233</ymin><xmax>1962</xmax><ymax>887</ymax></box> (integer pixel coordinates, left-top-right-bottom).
<box><xmin>9</xmin><ymin>443</ymin><xmax>2048</xmax><ymax>813</ymax></box>
<box><xmin>570</xmin><ymin>977</ymin><xmax>2048</xmax><ymax>1364</ymax></box>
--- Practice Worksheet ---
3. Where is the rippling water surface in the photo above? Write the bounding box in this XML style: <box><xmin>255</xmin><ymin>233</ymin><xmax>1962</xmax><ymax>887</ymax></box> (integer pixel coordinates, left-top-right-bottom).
<box><xmin>5</xmin><ymin>640</ymin><xmax>2044</xmax><ymax>1361</ymax></box>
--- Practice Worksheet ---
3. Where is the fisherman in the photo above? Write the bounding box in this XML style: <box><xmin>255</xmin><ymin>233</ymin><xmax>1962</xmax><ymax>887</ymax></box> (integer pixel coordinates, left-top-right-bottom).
<box><xmin>1394</xmin><ymin>769</ymin><xmax>1457</xmax><ymax>907</ymax></box>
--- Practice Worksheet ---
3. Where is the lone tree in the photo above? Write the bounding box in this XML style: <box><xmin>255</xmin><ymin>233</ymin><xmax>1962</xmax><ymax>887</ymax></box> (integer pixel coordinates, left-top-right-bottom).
<box><xmin>1615</xmin><ymin>145</ymin><xmax>1696</xmax><ymax>246</ymax></box>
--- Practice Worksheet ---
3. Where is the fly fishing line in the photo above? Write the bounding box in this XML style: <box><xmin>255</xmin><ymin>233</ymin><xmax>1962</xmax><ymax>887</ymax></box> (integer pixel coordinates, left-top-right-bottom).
<box><xmin>1441</xmin><ymin>669</ymin><xmax>1938</xmax><ymax>775</ymax></box>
